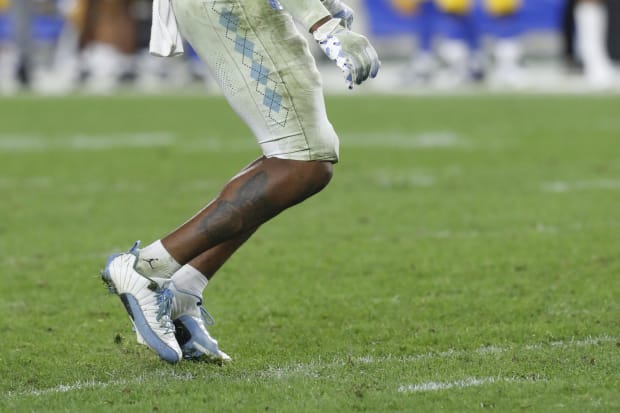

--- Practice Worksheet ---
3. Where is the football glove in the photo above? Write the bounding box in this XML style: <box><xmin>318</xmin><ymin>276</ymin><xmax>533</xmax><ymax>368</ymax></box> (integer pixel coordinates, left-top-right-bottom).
<box><xmin>321</xmin><ymin>0</ymin><xmax>354</xmax><ymax>29</ymax></box>
<box><xmin>313</xmin><ymin>18</ymin><xmax>380</xmax><ymax>89</ymax></box>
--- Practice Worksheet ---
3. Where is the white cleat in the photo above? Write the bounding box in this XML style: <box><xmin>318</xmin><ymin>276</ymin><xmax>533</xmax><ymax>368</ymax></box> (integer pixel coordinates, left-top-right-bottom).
<box><xmin>169</xmin><ymin>283</ymin><xmax>231</xmax><ymax>363</ymax></box>
<box><xmin>101</xmin><ymin>243</ymin><xmax>182</xmax><ymax>364</ymax></box>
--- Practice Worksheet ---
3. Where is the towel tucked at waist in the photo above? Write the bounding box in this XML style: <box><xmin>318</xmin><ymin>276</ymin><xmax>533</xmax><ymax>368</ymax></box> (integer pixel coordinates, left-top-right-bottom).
<box><xmin>150</xmin><ymin>0</ymin><xmax>185</xmax><ymax>57</ymax></box>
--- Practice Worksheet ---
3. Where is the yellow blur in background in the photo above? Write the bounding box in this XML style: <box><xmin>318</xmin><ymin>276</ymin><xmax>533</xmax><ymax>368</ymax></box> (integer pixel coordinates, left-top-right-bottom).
<box><xmin>435</xmin><ymin>0</ymin><xmax>520</xmax><ymax>15</ymax></box>
<box><xmin>390</xmin><ymin>0</ymin><xmax>423</xmax><ymax>15</ymax></box>
<box><xmin>485</xmin><ymin>0</ymin><xmax>521</xmax><ymax>16</ymax></box>
<box><xmin>436</xmin><ymin>0</ymin><xmax>472</xmax><ymax>14</ymax></box>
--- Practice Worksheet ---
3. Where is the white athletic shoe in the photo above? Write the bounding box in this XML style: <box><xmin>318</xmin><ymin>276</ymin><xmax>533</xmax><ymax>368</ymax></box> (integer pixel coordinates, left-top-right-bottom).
<box><xmin>169</xmin><ymin>282</ymin><xmax>231</xmax><ymax>362</ymax></box>
<box><xmin>101</xmin><ymin>243</ymin><xmax>182</xmax><ymax>364</ymax></box>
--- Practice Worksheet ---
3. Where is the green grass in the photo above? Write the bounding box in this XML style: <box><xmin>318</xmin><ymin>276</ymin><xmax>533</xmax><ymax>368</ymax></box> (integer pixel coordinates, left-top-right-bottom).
<box><xmin>0</xmin><ymin>94</ymin><xmax>619</xmax><ymax>412</ymax></box>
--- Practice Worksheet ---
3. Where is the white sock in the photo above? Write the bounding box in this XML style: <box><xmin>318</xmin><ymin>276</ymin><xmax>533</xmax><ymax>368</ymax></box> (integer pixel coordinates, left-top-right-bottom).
<box><xmin>135</xmin><ymin>240</ymin><xmax>182</xmax><ymax>278</ymax></box>
<box><xmin>171</xmin><ymin>264</ymin><xmax>209</xmax><ymax>296</ymax></box>
<box><xmin>575</xmin><ymin>1</ymin><xmax>614</xmax><ymax>86</ymax></box>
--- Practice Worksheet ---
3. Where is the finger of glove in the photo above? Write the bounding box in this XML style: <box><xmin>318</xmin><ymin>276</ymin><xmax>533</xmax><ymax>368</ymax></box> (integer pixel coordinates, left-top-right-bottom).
<box><xmin>366</xmin><ymin>45</ymin><xmax>381</xmax><ymax>79</ymax></box>
<box><xmin>350</xmin><ymin>51</ymin><xmax>371</xmax><ymax>85</ymax></box>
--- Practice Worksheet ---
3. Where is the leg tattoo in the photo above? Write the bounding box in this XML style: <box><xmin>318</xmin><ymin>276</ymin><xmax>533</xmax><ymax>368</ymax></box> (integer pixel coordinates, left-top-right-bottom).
<box><xmin>197</xmin><ymin>171</ymin><xmax>273</xmax><ymax>244</ymax></box>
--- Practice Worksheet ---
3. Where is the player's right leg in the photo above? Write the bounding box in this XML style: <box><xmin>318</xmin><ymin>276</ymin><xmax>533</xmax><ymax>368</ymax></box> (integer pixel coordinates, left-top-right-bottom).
<box><xmin>164</xmin><ymin>0</ymin><xmax>338</xmax><ymax>262</ymax></box>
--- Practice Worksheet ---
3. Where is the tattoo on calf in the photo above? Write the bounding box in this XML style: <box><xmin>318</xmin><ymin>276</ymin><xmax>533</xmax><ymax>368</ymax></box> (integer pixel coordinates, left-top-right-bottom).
<box><xmin>198</xmin><ymin>171</ymin><xmax>273</xmax><ymax>244</ymax></box>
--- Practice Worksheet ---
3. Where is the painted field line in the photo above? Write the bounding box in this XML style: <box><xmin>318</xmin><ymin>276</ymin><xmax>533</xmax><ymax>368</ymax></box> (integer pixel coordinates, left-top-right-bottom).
<box><xmin>353</xmin><ymin>334</ymin><xmax>618</xmax><ymax>365</ymax></box>
<box><xmin>542</xmin><ymin>179</ymin><xmax>620</xmax><ymax>193</ymax></box>
<box><xmin>398</xmin><ymin>375</ymin><xmax>544</xmax><ymax>393</ymax></box>
<box><xmin>0</xmin><ymin>131</ymin><xmax>469</xmax><ymax>153</ymax></box>
<box><xmin>4</xmin><ymin>371</ymin><xmax>195</xmax><ymax>399</ymax></box>
<box><xmin>340</xmin><ymin>131</ymin><xmax>469</xmax><ymax>149</ymax></box>
<box><xmin>256</xmin><ymin>335</ymin><xmax>618</xmax><ymax>381</ymax></box>
<box><xmin>176</xmin><ymin>131</ymin><xmax>470</xmax><ymax>151</ymax></box>
<box><xmin>3</xmin><ymin>334</ymin><xmax>616</xmax><ymax>399</ymax></box>
<box><xmin>0</xmin><ymin>133</ymin><xmax>175</xmax><ymax>152</ymax></box>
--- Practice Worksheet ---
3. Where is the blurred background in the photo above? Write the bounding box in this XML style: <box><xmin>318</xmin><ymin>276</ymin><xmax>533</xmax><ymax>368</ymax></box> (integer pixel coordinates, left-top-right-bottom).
<box><xmin>0</xmin><ymin>0</ymin><xmax>619</xmax><ymax>95</ymax></box>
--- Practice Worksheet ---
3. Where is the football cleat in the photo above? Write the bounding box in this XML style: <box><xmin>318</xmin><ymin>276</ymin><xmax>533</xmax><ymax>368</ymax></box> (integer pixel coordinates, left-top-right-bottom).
<box><xmin>101</xmin><ymin>242</ymin><xmax>182</xmax><ymax>364</ymax></box>
<box><xmin>169</xmin><ymin>283</ymin><xmax>231</xmax><ymax>362</ymax></box>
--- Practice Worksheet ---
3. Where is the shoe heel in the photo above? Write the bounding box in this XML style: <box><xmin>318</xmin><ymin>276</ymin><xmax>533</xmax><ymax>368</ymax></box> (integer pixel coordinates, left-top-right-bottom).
<box><xmin>100</xmin><ymin>253</ymin><xmax>122</xmax><ymax>294</ymax></box>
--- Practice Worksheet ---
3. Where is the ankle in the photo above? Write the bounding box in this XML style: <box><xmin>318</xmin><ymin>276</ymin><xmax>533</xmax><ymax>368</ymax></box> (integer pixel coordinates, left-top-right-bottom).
<box><xmin>171</xmin><ymin>264</ymin><xmax>209</xmax><ymax>296</ymax></box>
<box><xmin>135</xmin><ymin>240</ymin><xmax>182</xmax><ymax>278</ymax></box>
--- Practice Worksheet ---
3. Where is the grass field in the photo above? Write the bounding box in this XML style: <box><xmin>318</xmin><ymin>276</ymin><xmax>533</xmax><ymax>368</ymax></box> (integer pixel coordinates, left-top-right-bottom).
<box><xmin>0</xmin><ymin>94</ymin><xmax>619</xmax><ymax>412</ymax></box>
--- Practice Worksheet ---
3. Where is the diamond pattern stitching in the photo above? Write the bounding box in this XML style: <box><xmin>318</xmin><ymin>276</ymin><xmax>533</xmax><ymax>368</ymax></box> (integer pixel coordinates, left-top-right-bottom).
<box><xmin>211</xmin><ymin>2</ymin><xmax>289</xmax><ymax>127</ymax></box>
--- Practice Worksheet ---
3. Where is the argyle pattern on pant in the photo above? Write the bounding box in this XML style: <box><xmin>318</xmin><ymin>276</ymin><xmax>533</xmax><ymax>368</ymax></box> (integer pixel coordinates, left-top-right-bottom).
<box><xmin>211</xmin><ymin>2</ymin><xmax>290</xmax><ymax>127</ymax></box>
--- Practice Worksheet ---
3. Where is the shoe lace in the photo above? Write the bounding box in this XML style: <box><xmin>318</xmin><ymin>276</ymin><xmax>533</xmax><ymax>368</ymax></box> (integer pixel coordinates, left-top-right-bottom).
<box><xmin>156</xmin><ymin>288</ymin><xmax>175</xmax><ymax>333</ymax></box>
<box><xmin>171</xmin><ymin>281</ymin><xmax>216</xmax><ymax>326</ymax></box>
<box><xmin>197</xmin><ymin>299</ymin><xmax>215</xmax><ymax>326</ymax></box>
<box><xmin>128</xmin><ymin>240</ymin><xmax>141</xmax><ymax>257</ymax></box>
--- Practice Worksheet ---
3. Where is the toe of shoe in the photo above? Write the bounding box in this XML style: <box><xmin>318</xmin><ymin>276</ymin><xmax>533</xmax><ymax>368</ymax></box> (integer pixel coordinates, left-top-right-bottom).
<box><xmin>159</xmin><ymin>345</ymin><xmax>183</xmax><ymax>364</ymax></box>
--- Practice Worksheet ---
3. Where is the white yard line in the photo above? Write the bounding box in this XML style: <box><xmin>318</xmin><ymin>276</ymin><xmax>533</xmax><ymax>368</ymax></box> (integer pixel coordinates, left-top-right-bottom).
<box><xmin>0</xmin><ymin>131</ymin><xmax>468</xmax><ymax>153</ymax></box>
<box><xmin>256</xmin><ymin>335</ymin><xmax>617</xmax><ymax>380</ymax></box>
<box><xmin>398</xmin><ymin>375</ymin><xmax>544</xmax><ymax>393</ymax></box>
<box><xmin>4</xmin><ymin>372</ymin><xmax>195</xmax><ymax>398</ymax></box>
<box><xmin>0</xmin><ymin>133</ymin><xmax>175</xmax><ymax>152</ymax></box>
<box><xmin>340</xmin><ymin>131</ymin><xmax>469</xmax><ymax>149</ymax></box>
<box><xmin>542</xmin><ymin>179</ymin><xmax>620</xmax><ymax>193</ymax></box>
<box><xmin>181</xmin><ymin>131</ymin><xmax>469</xmax><ymax>152</ymax></box>
<box><xmin>3</xmin><ymin>334</ymin><xmax>617</xmax><ymax>399</ymax></box>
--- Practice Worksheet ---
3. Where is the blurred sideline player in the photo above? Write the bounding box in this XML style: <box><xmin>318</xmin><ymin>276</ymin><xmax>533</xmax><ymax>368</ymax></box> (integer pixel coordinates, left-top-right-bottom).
<box><xmin>0</xmin><ymin>0</ymin><xmax>134</xmax><ymax>94</ymax></box>
<box><xmin>78</xmin><ymin>0</ymin><xmax>137</xmax><ymax>92</ymax></box>
<box><xmin>101</xmin><ymin>0</ymin><xmax>380</xmax><ymax>363</ymax></box>
<box><xmin>0</xmin><ymin>0</ymin><xmax>16</xmax><ymax>94</ymax></box>
<box><xmin>34</xmin><ymin>0</ymin><xmax>84</xmax><ymax>93</ymax></box>
<box><xmin>78</xmin><ymin>0</ymin><xmax>197</xmax><ymax>92</ymax></box>
<box><xmin>46</xmin><ymin>0</ymin><xmax>205</xmax><ymax>93</ymax></box>
<box><xmin>392</xmin><ymin>0</ymin><xmax>441</xmax><ymax>84</ymax></box>
<box><xmin>0</xmin><ymin>0</ymin><xmax>33</xmax><ymax>94</ymax></box>
<box><xmin>436</xmin><ymin>0</ymin><xmax>524</xmax><ymax>87</ymax></box>
<box><xmin>573</xmin><ymin>0</ymin><xmax>616</xmax><ymax>88</ymax></box>
<box><xmin>34</xmin><ymin>0</ymin><xmax>136</xmax><ymax>93</ymax></box>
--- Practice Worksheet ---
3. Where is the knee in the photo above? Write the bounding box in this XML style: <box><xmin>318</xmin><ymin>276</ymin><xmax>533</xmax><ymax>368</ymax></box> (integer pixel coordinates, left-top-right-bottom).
<box><xmin>267</xmin><ymin>157</ymin><xmax>334</xmax><ymax>197</ymax></box>
<box><xmin>310</xmin><ymin>161</ymin><xmax>334</xmax><ymax>193</ymax></box>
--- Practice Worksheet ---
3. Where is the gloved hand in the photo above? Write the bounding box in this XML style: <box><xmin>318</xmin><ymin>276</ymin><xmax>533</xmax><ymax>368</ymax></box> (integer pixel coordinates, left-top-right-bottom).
<box><xmin>321</xmin><ymin>0</ymin><xmax>354</xmax><ymax>29</ymax></box>
<box><xmin>313</xmin><ymin>18</ymin><xmax>380</xmax><ymax>89</ymax></box>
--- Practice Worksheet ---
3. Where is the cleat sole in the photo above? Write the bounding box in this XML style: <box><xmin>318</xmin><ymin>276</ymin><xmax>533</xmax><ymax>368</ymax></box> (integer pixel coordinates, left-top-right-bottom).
<box><xmin>101</xmin><ymin>252</ymin><xmax>181</xmax><ymax>364</ymax></box>
<box><xmin>119</xmin><ymin>294</ymin><xmax>181</xmax><ymax>364</ymax></box>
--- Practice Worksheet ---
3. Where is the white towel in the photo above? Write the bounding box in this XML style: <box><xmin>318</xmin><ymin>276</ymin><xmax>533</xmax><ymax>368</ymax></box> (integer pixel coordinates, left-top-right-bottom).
<box><xmin>150</xmin><ymin>0</ymin><xmax>185</xmax><ymax>57</ymax></box>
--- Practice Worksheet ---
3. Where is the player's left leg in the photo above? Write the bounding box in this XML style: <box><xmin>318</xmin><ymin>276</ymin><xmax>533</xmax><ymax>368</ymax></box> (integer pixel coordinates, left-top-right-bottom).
<box><xmin>156</xmin><ymin>156</ymin><xmax>333</xmax><ymax>361</ymax></box>
<box><xmin>101</xmin><ymin>245</ymin><xmax>183</xmax><ymax>363</ymax></box>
